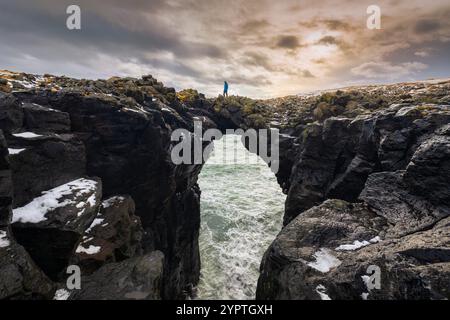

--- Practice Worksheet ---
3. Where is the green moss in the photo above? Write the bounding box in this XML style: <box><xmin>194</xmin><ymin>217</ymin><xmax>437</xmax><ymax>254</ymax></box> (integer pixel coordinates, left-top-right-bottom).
<box><xmin>177</xmin><ymin>89</ymin><xmax>201</xmax><ymax>103</ymax></box>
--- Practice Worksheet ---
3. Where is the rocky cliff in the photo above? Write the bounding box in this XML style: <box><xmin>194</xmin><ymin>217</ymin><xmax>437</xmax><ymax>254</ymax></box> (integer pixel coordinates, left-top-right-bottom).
<box><xmin>0</xmin><ymin>70</ymin><xmax>448</xmax><ymax>300</ymax></box>
<box><xmin>0</xmin><ymin>70</ymin><xmax>203</xmax><ymax>299</ymax></box>
<box><xmin>256</xmin><ymin>81</ymin><xmax>450</xmax><ymax>300</ymax></box>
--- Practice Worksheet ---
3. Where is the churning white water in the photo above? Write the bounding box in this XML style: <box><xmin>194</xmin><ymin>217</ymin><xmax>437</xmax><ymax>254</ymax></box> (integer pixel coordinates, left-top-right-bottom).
<box><xmin>196</xmin><ymin>135</ymin><xmax>285</xmax><ymax>300</ymax></box>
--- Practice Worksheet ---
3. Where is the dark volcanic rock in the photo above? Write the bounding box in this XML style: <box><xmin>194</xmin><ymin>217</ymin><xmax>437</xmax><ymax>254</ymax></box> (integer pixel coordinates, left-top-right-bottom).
<box><xmin>8</xmin><ymin>133</ymin><xmax>86</xmax><ymax>207</ymax></box>
<box><xmin>360</xmin><ymin>171</ymin><xmax>449</xmax><ymax>237</ymax></box>
<box><xmin>22</xmin><ymin>102</ymin><xmax>71</xmax><ymax>133</ymax></box>
<box><xmin>14</xmin><ymin>89</ymin><xmax>202</xmax><ymax>298</ymax></box>
<box><xmin>258</xmin><ymin>102</ymin><xmax>449</xmax><ymax>300</ymax></box>
<box><xmin>0</xmin><ymin>93</ymin><xmax>23</xmax><ymax>133</ymax></box>
<box><xmin>257</xmin><ymin>200</ymin><xmax>449</xmax><ymax>300</ymax></box>
<box><xmin>282</xmin><ymin>104</ymin><xmax>450</xmax><ymax>225</ymax></box>
<box><xmin>2</xmin><ymin>70</ymin><xmax>449</xmax><ymax>300</ymax></box>
<box><xmin>0</xmin><ymin>132</ymin><xmax>55</xmax><ymax>300</ymax></box>
<box><xmin>70</xmin><ymin>195</ymin><xmax>144</xmax><ymax>274</ymax></box>
<box><xmin>403</xmin><ymin>125</ymin><xmax>450</xmax><ymax>205</ymax></box>
<box><xmin>70</xmin><ymin>251</ymin><xmax>164</xmax><ymax>300</ymax></box>
<box><xmin>0</xmin><ymin>227</ymin><xmax>55</xmax><ymax>300</ymax></box>
<box><xmin>0</xmin><ymin>131</ymin><xmax>12</xmax><ymax>226</ymax></box>
<box><xmin>12</xmin><ymin>178</ymin><xmax>102</xmax><ymax>280</ymax></box>
<box><xmin>284</xmin><ymin>117</ymin><xmax>360</xmax><ymax>224</ymax></box>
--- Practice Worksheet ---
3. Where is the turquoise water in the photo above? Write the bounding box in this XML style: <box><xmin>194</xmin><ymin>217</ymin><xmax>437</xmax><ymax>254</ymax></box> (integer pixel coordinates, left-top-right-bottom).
<box><xmin>196</xmin><ymin>135</ymin><xmax>285</xmax><ymax>300</ymax></box>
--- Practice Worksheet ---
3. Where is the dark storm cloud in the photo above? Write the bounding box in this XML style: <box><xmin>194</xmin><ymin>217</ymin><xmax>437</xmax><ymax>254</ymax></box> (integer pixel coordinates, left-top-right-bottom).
<box><xmin>275</xmin><ymin>36</ymin><xmax>302</xmax><ymax>49</ymax></box>
<box><xmin>321</xmin><ymin>19</ymin><xmax>352</xmax><ymax>31</ymax></box>
<box><xmin>316</xmin><ymin>36</ymin><xmax>351</xmax><ymax>54</ymax></box>
<box><xmin>0</xmin><ymin>1</ymin><xmax>226</xmax><ymax>60</ymax></box>
<box><xmin>317</xmin><ymin>36</ymin><xmax>340</xmax><ymax>45</ymax></box>
<box><xmin>414</xmin><ymin>20</ymin><xmax>442</xmax><ymax>34</ymax></box>
<box><xmin>0</xmin><ymin>0</ymin><xmax>228</xmax><ymax>85</ymax></box>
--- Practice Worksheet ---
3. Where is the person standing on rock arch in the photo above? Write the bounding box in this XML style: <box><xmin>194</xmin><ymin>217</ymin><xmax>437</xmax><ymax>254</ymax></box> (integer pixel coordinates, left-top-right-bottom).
<box><xmin>223</xmin><ymin>81</ymin><xmax>229</xmax><ymax>97</ymax></box>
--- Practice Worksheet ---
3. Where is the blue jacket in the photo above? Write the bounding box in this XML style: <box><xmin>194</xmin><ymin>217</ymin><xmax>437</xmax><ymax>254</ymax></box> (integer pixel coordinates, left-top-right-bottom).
<box><xmin>224</xmin><ymin>82</ymin><xmax>229</xmax><ymax>91</ymax></box>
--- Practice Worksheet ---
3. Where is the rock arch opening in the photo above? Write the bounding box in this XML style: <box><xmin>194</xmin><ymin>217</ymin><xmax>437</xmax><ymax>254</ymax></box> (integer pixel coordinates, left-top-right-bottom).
<box><xmin>195</xmin><ymin>134</ymin><xmax>285</xmax><ymax>300</ymax></box>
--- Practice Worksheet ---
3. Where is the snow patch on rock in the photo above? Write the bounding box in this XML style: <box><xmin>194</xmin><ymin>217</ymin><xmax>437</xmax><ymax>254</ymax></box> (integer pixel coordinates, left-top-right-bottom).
<box><xmin>315</xmin><ymin>285</ymin><xmax>332</xmax><ymax>300</ymax></box>
<box><xmin>12</xmin><ymin>132</ymin><xmax>43</xmax><ymax>139</ymax></box>
<box><xmin>307</xmin><ymin>248</ymin><xmax>342</xmax><ymax>273</ymax></box>
<box><xmin>102</xmin><ymin>196</ymin><xmax>125</xmax><ymax>208</ymax></box>
<box><xmin>0</xmin><ymin>230</ymin><xmax>10</xmax><ymax>248</ymax></box>
<box><xmin>85</xmin><ymin>217</ymin><xmax>105</xmax><ymax>233</ymax></box>
<box><xmin>12</xmin><ymin>178</ymin><xmax>98</xmax><ymax>224</ymax></box>
<box><xmin>76</xmin><ymin>244</ymin><xmax>101</xmax><ymax>255</ymax></box>
<box><xmin>335</xmin><ymin>236</ymin><xmax>381</xmax><ymax>251</ymax></box>
<box><xmin>54</xmin><ymin>288</ymin><xmax>71</xmax><ymax>300</ymax></box>
<box><xmin>8</xmin><ymin>148</ymin><xmax>26</xmax><ymax>155</ymax></box>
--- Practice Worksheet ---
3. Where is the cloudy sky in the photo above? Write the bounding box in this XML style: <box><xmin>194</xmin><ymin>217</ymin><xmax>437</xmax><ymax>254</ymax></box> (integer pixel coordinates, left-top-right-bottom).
<box><xmin>0</xmin><ymin>0</ymin><xmax>449</xmax><ymax>98</ymax></box>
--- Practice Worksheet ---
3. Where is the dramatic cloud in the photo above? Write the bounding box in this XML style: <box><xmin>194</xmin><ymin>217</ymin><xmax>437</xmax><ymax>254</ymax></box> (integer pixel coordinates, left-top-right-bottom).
<box><xmin>0</xmin><ymin>0</ymin><xmax>449</xmax><ymax>97</ymax></box>
<box><xmin>275</xmin><ymin>36</ymin><xmax>302</xmax><ymax>50</ymax></box>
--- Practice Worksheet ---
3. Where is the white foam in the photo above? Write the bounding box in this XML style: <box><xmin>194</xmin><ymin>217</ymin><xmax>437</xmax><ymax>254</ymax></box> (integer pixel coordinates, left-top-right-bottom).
<box><xmin>196</xmin><ymin>135</ymin><xmax>285</xmax><ymax>299</ymax></box>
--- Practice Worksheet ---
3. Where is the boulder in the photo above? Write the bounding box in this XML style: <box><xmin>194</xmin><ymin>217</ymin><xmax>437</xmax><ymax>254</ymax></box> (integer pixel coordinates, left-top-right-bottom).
<box><xmin>12</xmin><ymin>178</ymin><xmax>102</xmax><ymax>280</ymax></box>
<box><xmin>69</xmin><ymin>251</ymin><xmax>164</xmax><ymax>300</ymax></box>
<box><xmin>70</xmin><ymin>195</ymin><xmax>144</xmax><ymax>274</ymax></box>
<box><xmin>257</xmin><ymin>200</ymin><xmax>449</xmax><ymax>300</ymax></box>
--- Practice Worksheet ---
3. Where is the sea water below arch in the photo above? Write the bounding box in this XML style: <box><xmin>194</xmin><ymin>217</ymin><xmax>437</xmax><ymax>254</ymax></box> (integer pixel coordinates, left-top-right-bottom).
<box><xmin>196</xmin><ymin>134</ymin><xmax>286</xmax><ymax>300</ymax></box>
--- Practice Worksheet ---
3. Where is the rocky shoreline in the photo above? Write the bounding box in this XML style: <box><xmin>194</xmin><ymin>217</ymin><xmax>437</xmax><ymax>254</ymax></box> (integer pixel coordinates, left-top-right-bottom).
<box><xmin>0</xmin><ymin>70</ymin><xmax>449</xmax><ymax>300</ymax></box>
